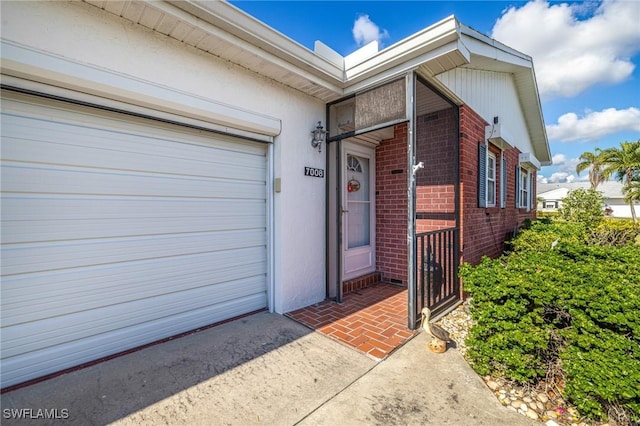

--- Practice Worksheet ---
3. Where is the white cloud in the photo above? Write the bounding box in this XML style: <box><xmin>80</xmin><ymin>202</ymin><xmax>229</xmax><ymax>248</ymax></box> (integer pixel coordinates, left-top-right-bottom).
<box><xmin>552</xmin><ymin>153</ymin><xmax>567</xmax><ymax>165</ymax></box>
<box><xmin>546</xmin><ymin>107</ymin><xmax>640</xmax><ymax>142</ymax></box>
<box><xmin>549</xmin><ymin>172</ymin><xmax>570</xmax><ymax>183</ymax></box>
<box><xmin>491</xmin><ymin>0</ymin><xmax>640</xmax><ymax>99</ymax></box>
<box><xmin>540</xmin><ymin>154</ymin><xmax>588</xmax><ymax>183</ymax></box>
<box><xmin>546</xmin><ymin>172</ymin><xmax>577</xmax><ymax>183</ymax></box>
<box><xmin>352</xmin><ymin>14</ymin><xmax>389</xmax><ymax>47</ymax></box>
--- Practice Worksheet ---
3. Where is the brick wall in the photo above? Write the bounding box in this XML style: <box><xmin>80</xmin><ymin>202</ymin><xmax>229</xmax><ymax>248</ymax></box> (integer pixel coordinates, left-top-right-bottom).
<box><xmin>373</xmin><ymin>106</ymin><xmax>538</xmax><ymax>283</ymax></box>
<box><xmin>459</xmin><ymin>105</ymin><xmax>536</xmax><ymax>265</ymax></box>
<box><xmin>415</xmin><ymin>108</ymin><xmax>457</xmax><ymax>232</ymax></box>
<box><xmin>375</xmin><ymin>123</ymin><xmax>408</xmax><ymax>284</ymax></box>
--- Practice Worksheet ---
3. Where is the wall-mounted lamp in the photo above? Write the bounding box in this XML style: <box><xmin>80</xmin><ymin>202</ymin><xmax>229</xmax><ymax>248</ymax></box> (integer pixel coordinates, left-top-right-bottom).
<box><xmin>311</xmin><ymin>121</ymin><xmax>327</xmax><ymax>153</ymax></box>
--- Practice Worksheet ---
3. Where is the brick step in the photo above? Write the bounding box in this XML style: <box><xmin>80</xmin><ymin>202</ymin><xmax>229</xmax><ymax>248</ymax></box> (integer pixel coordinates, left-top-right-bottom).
<box><xmin>342</xmin><ymin>271</ymin><xmax>382</xmax><ymax>294</ymax></box>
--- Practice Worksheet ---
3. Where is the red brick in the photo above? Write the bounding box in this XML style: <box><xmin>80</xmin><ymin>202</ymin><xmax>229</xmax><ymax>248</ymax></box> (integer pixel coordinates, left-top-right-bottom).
<box><xmin>368</xmin><ymin>348</ymin><xmax>387</xmax><ymax>359</ymax></box>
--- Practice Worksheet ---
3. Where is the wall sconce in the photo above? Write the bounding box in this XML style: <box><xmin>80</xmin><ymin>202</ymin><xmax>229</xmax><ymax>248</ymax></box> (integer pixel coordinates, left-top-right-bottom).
<box><xmin>311</xmin><ymin>121</ymin><xmax>327</xmax><ymax>153</ymax></box>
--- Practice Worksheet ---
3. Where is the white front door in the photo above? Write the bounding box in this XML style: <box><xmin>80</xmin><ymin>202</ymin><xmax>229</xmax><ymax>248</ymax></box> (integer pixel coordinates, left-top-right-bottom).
<box><xmin>342</xmin><ymin>143</ymin><xmax>375</xmax><ymax>280</ymax></box>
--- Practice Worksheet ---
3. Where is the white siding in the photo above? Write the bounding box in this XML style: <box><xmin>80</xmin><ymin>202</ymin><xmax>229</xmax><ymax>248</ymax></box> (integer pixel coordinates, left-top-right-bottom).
<box><xmin>1</xmin><ymin>92</ymin><xmax>268</xmax><ymax>387</ymax></box>
<box><xmin>436</xmin><ymin>68</ymin><xmax>536</xmax><ymax>156</ymax></box>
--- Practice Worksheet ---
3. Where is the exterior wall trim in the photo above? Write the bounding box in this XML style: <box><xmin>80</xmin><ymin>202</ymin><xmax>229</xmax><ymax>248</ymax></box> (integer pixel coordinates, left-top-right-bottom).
<box><xmin>1</xmin><ymin>40</ymin><xmax>282</xmax><ymax>139</ymax></box>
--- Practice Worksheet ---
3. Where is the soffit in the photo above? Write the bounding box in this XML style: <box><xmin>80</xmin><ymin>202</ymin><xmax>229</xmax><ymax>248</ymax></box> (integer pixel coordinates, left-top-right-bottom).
<box><xmin>416</xmin><ymin>81</ymin><xmax>456</xmax><ymax>116</ymax></box>
<box><xmin>83</xmin><ymin>0</ymin><xmax>345</xmax><ymax>102</ymax></box>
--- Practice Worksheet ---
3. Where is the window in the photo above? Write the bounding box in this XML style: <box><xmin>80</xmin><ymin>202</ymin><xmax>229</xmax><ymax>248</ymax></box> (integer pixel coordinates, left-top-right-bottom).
<box><xmin>544</xmin><ymin>201</ymin><xmax>558</xmax><ymax>209</ymax></box>
<box><xmin>347</xmin><ymin>155</ymin><xmax>363</xmax><ymax>173</ymax></box>
<box><xmin>478</xmin><ymin>142</ymin><xmax>500</xmax><ymax>208</ymax></box>
<box><xmin>487</xmin><ymin>153</ymin><xmax>496</xmax><ymax>207</ymax></box>
<box><xmin>518</xmin><ymin>168</ymin><xmax>530</xmax><ymax>210</ymax></box>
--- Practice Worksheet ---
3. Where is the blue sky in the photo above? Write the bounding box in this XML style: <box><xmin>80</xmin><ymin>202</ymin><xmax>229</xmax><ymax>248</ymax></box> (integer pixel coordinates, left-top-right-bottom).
<box><xmin>230</xmin><ymin>0</ymin><xmax>640</xmax><ymax>183</ymax></box>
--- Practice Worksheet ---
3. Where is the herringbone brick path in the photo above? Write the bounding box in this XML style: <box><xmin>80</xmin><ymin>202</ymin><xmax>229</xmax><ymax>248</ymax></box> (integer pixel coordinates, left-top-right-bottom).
<box><xmin>286</xmin><ymin>283</ymin><xmax>417</xmax><ymax>360</ymax></box>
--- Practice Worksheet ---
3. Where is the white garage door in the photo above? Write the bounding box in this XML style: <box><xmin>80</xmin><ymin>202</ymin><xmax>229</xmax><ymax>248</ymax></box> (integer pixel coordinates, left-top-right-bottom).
<box><xmin>0</xmin><ymin>90</ymin><xmax>269</xmax><ymax>388</ymax></box>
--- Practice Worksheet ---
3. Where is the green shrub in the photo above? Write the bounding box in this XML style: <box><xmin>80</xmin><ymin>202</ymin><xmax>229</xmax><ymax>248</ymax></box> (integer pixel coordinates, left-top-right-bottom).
<box><xmin>508</xmin><ymin>219</ymin><xmax>586</xmax><ymax>252</ymax></box>
<box><xmin>559</xmin><ymin>188</ymin><xmax>606</xmax><ymax>226</ymax></box>
<box><xmin>588</xmin><ymin>219</ymin><xmax>640</xmax><ymax>246</ymax></box>
<box><xmin>461</xmin><ymin>221</ymin><xmax>640</xmax><ymax>423</ymax></box>
<box><xmin>537</xmin><ymin>211</ymin><xmax>561</xmax><ymax>220</ymax></box>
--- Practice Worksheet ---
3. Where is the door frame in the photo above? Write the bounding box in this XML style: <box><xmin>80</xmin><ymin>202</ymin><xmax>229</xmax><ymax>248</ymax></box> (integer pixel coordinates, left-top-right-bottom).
<box><xmin>341</xmin><ymin>141</ymin><xmax>376</xmax><ymax>281</ymax></box>
<box><xmin>326</xmin><ymin>137</ymin><xmax>377</xmax><ymax>303</ymax></box>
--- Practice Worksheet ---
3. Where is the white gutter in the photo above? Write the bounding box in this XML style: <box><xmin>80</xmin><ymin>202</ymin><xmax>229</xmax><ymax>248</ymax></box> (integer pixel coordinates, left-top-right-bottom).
<box><xmin>345</xmin><ymin>16</ymin><xmax>462</xmax><ymax>82</ymax></box>
<box><xmin>169</xmin><ymin>1</ymin><xmax>345</xmax><ymax>84</ymax></box>
<box><xmin>345</xmin><ymin>40</ymin><xmax>470</xmax><ymax>95</ymax></box>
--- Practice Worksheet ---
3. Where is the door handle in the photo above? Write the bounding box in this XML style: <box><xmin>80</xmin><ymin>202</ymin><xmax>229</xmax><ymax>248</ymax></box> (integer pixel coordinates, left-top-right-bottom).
<box><xmin>341</xmin><ymin>208</ymin><xmax>349</xmax><ymax>214</ymax></box>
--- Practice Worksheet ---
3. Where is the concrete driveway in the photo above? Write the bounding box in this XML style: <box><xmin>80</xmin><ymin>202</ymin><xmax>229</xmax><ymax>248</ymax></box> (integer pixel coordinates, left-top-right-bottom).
<box><xmin>1</xmin><ymin>312</ymin><xmax>534</xmax><ymax>425</ymax></box>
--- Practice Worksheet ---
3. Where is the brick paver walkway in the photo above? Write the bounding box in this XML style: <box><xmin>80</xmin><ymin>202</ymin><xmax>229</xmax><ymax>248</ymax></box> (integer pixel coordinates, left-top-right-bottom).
<box><xmin>286</xmin><ymin>283</ymin><xmax>418</xmax><ymax>360</ymax></box>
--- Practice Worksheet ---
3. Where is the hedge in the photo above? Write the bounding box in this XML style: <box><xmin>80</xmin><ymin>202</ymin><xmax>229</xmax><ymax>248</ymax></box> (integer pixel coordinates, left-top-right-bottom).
<box><xmin>460</xmin><ymin>220</ymin><xmax>640</xmax><ymax>422</ymax></box>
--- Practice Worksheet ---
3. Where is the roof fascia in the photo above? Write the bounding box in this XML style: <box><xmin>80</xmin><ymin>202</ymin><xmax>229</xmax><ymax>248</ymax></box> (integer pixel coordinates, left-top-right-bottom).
<box><xmin>515</xmin><ymin>69</ymin><xmax>552</xmax><ymax>165</ymax></box>
<box><xmin>459</xmin><ymin>23</ymin><xmax>551</xmax><ymax>165</ymax></box>
<box><xmin>344</xmin><ymin>16</ymin><xmax>463</xmax><ymax>83</ymax></box>
<box><xmin>344</xmin><ymin>40</ymin><xmax>470</xmax><ymax>95</ymax></box>
<box><xmin>167</xmin><ymin>1</ymin><xmax>344</xmax><ymax>86</ymax></box>
<box><xmin>459</xmin><ymin>23</ymin><xmax>532</xmax><ymax>66</ymax></box>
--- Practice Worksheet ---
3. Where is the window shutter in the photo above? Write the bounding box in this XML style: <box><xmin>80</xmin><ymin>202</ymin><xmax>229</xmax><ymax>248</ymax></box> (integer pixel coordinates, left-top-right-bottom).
<box><xmin>478</xmin><ymin>142</ymin><xmax>487</xmax><ymax>208</ymax></box>
<box><xmin>501</xmin><ymin>155</ymin><xmax>507</xmax><ymax>208</ymax></box>
<box><xmin>515</xmin><ymin>165</ymin><xmax>520</xmax><ymax>208</ymax></box>
<box><xmin>528</xmin><ymin>172</ymin><xmax>534</xmax><ymax>212</ymax></box>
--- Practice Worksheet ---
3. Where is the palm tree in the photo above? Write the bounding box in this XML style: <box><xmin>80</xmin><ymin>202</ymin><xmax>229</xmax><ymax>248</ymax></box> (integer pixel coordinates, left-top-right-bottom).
<box><xmin>601</xmin><ymin>140</ymin><xmax>640</xmax><ymax>222</ymax></box>
<box><xmin>576</xmin><ymin>148</ymin><xmax>606</xmax><ymax>189</ymax></box>
<box><xmin>623</xmin><ymin>181</ymin><xmax>640</xmax><ymax>208</ymax></box>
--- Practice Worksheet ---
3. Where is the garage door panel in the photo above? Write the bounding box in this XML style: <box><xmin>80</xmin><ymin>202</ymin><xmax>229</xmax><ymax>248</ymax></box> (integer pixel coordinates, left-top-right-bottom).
<box><xmin>2</xmin><ymin>138</ymin><xmax>266</xmax><ymax>183</ymax></box>
<box><xmin>2</xmin><ymin>275</ymin><xmax>267</xmax><ymax>358</ymax></box>
<box><xmin>2</xmin><ymin>164</ymin><xmax>266</xmax><ymax>199</ymax></box>
<box><xmin>2</xmin><ymin>196</ymin><xmax>266</xmax><ymax>221</ymax></box>
<box><xmin>2</xmin><ymin>216</ymin><xmax>265</xmax><ymax>244</ymax></box>
<box><xmin>2</xmin><ymin>205</ymin><xmax>267</xmax><ymax>246</ymax></box>
<box><xmin>2</xmin><ymin>104</ymin><xmax>268</xmax><ymax>157</ymax></box>
<box><xmin>2</xmin><ymin>120</ymin><xmax>266</xmax><ymax>181</ymax></box>
<box><xmin>2</xmin><ymin>229</ymin><xmax>266</xmax><ymax>276</ymax></box>
<box><xmin>1</xmin><ymin>292</ymin><xmax>268</xmax><ymax>387</ymax></box>
<box><xmin>0</xmin><ymin>91</ymin><xmax>269</xmax><ymax>388</ymax></box>
<box><xmin>2</xmin><ymin>247</ymin><xmax>267</xmax><ymax>325</ymax></box>
<box><xmin>2</xmin><ymin>254</ymin><xmax>267</xmax><ymax>320</ymax></box>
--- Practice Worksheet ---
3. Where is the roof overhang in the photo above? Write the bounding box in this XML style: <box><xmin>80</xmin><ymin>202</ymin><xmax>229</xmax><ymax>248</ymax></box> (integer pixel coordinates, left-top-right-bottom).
<box><xmin>458</xmin><ymin>24</ymin><xmax>551</xmax><ymax>166</ymax></box>
<box><xmin>342</xmin><ymin>17</ymin><xmax>469</xmax><ymax>90</ymax></box>
<box><xmin>80</xmin><ymin>1</ymin><xmax>550</xmax><ymax>164</ymax></box>
<box><xmin>82</xmin><ymin>2</ymin><xmax>471</xmax><ymax>101</ymax></box>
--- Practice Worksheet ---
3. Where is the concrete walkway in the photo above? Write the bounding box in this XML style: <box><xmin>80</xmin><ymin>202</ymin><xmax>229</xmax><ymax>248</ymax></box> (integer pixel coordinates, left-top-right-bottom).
<box><xmin>1</xmin><ymin>312</ymin><xmax>534</xmax><ymax>425</ymax></box>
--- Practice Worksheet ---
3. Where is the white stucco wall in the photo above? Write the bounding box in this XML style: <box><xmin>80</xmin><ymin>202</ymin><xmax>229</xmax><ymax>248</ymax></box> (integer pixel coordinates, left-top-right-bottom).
<box><xmin>606</xmin><ymin>201</ymin><xmax>638</xmax><ymax>219</ymax></box>
<box><xmin>0</xmin><ymin>0</ymin><xmax>327</xmax><ymax>313</ymax></box>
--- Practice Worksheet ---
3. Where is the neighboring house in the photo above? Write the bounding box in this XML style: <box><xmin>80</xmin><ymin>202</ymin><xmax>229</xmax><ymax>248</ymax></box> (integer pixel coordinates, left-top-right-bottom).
<box><xmin>538</xmin><ymin>182</ymin><xmax>637</xmax><ymax>218</ymax></box>
<box><xmin>0</xmin><ymin>1</ymin><xmax>550</xmax><ymax>388</ymax></box>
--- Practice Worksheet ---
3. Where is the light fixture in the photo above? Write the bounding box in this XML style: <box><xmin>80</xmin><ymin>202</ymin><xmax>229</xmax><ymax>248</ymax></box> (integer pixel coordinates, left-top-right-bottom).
<box><xmin>311</xmin><ymin>121</ymin><xmax>327</xmax><ymax>153</ymax></box>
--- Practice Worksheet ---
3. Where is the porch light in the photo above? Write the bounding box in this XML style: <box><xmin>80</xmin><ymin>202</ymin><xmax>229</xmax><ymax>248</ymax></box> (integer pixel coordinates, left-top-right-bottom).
<box><xmin>311</xmin><ymin>121</ymin><xmax>327</xmax><ymax>153</ymax></box>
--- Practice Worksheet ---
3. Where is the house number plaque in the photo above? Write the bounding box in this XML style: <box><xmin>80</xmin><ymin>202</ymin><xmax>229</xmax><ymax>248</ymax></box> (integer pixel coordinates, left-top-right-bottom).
<box><xmin>304</xmin><ymin>167</ymin><xmax>324</xmax><ymax>178</ymax></box>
